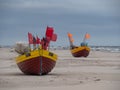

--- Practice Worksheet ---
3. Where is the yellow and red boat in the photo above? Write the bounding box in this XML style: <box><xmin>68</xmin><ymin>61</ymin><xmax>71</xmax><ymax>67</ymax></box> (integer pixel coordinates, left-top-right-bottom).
<box><xmin>16</xmin><ymin>26</ymin><xmax>58</xmax><ymax>75</ymax></box>
<box><xmin>16</xmin><ymin>48</ymin><xmax>57</xmax><ymax>75</ymax></box>
<box><xmin>67</xmin><ymin>32</ymin><xmax>90</xmax><ymax>57</ymax></box>
<box><xmin>70</xmin><ymin>46</ymin><xmax>90</xmax><ymax>57</ymax></box>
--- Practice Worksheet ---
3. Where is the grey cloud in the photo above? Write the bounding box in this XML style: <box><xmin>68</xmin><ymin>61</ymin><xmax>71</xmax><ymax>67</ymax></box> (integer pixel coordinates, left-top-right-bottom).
<box><xmin>1</xmin><ymin>0</ymin><xmax>119</xmax><ymax>15</ymax></box>
<box><xmin>0</xmin><ymin>0</ymin><xmax>120</xmax><ymax>45</ymax></box>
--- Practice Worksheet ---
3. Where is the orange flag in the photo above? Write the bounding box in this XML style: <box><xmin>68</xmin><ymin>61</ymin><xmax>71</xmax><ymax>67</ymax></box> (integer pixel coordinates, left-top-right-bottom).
<box><xmin>67</xmin><ymin>32</ymin><xmax>74</xmax><ymax>42</ymax></box>
<box><xmin>85</xmin><ymin>33</ymin><xmax>90</xmax><ymax>39</ymax></box>
<box><xmin>67</xmin><ymin>32</ymin><xmax>72</xmax><ymax>38</ymax></box>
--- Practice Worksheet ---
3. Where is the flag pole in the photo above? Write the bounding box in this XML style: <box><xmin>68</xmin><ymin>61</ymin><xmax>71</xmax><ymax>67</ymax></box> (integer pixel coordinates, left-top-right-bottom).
<box><xmin>67</xmin><ymin>32</ymin><xmax>74</xmax><ymax>48</ymax></box>
<box><xmin>83</xmin><ymin>32</ymin><xmax>87</xmax><ymax>43</ymax></box>
<box><xmin>28</xmin><ymin>32</ymin><xmax>32</xmax><ymax>51</ymax></box>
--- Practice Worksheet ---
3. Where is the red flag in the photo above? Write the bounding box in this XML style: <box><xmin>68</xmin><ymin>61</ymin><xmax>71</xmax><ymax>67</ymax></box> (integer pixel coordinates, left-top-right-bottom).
<box><xmin>28</xmin><ymin>32</ymin><xmax>33</xmax><ymax>44</ymax></box>
<box><xmin>45</xmin><ymin>26</ymin><xmax>54</xmax><ymax>38</ymax></box>
<box><xmin>36</xmin><ymin>36</ymin><xmax>41</xmax><ymax>44</ymax></box>
<box><xmin>51</xmin><ymin>33</ymin><xmax>57</xmax><ymax>41</ymax></box>
<box><xmin>41</xmin><ymin>37</ymin><xmax>49</xmax><ymax>50</ymax></box>
<box><xmin>46</xmin><ymin>36</ymin><xmax>51</xmax><ymax>42</ymax></box>
<box><xmin>33</xmin><ymin>36</ymin><xmax>36</xmax><ymax>44</ymax></box>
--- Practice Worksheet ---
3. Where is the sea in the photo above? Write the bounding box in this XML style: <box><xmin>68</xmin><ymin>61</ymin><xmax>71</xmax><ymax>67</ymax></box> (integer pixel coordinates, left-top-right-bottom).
<box><xmin>0</xmin><ymin>45</ymin><xmax>120</xmax><ymax>53</ymax></box>
<box><xmin>90</xmin><ymin>46</ymin><xmax>120</xmax><ymax>53</ymax></box>
<box><xmin>49</xmin><ymin>46</ymin><xmax>120</xmax><ymax>53</ymax></box>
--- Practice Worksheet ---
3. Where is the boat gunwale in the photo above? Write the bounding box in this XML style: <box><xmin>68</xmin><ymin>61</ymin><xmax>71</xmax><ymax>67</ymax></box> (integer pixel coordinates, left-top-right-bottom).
<box><xmin>16</xmin><ymin>49</ymin><xmax>57</xmax><ymax>64</ymax></box>
<box><xmin>71</xmin><ymin>46</ymin><xmax>90</xmax><ymax>53</ymax></box>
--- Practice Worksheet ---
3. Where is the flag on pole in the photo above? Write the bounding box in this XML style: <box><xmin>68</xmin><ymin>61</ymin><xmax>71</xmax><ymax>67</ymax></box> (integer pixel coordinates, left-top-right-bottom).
<box><xmin>85</xmin><ymin>33</ymin><xmax>90</xmax><ymax>39</ymax></box>
<box><xmin>45</xmin><ymin>26</ymin><xmax>54</xmax><ymax>38</ymax></box>
<box><xmin>67</xmin><ymin>32</ymin><xmax>74</xmax><ymax>42</ymax></box>
<box><xmin>36</xmin><ymin>36</ymin><xmax>41</xmax><ymax>44</ymax></box>
<box><xmin>28</xmin><ymin>32</ymin><xmax>33</xmax><ymax>44</ymax></box>
<box><xmin>51</xmin><ymin>33</ymin><xmax>57</xmax><ymax>41</ymax></box>
<box><xmin>33</xmin><ymin>36</ymin><xmax>36</xmax><ymax>44</ymax></box>
<box><xmin>67</xmin><ymin>32</ymin><xmax>72</xmax><ymax>38</ymax></box>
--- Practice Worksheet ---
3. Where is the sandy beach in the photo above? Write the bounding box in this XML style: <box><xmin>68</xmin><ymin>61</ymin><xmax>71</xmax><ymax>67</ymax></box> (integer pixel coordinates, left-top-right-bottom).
<box><xmin>0</xmin><ymin>47</ymin><xmax>120</xmax><ymax>90</ymax></box>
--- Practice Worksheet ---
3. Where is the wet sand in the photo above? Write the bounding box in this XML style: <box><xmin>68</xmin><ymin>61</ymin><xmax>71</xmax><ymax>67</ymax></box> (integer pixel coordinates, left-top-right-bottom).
<box><xmin>0</xmin><ymin>47</ymin><xmax>120</xmax><ymax>90</ymax></box>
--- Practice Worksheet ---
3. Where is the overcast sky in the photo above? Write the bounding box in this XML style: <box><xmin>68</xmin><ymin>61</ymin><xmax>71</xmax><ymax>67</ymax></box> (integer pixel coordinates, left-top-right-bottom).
<box><xmin>0</xmin><ymin>0</ymin><xmax>120</xmax><ymax>46</ymax></box>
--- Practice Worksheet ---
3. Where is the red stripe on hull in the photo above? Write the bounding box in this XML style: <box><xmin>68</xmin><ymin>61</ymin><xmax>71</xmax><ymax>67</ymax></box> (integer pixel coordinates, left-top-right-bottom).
<box><xmin>17</xmin><ymin>56</ymin><xmax>56</xmax><ymax>75</ymax></box>
<box><xmin>72</xmin><ymin>49</ymin><xmax>89</xmax><ymax>57</ymax></box>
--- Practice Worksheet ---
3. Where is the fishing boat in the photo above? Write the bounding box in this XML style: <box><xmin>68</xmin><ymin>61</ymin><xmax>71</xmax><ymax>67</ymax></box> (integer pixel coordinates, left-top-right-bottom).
<box><xmin>16</xmin><ymin>26</ymin><xmax>58</xmax><ymax>75</ymax></box>
<box><xmin>67</xmin><ymin>32</ymin><xmax>90</xmax><ymax>57</ymax></box>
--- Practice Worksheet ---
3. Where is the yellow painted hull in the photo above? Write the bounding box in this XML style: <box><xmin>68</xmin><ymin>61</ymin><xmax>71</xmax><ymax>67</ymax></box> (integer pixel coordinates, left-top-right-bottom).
<box><xmin>71</xmin><ymin>46</ymin><xmax>90</xmax><ymax>57</ymax></box>
<box><xmin>16</xmin><ymin>49</ymin><xmax>58</xmax><ymax>75</ymax></box>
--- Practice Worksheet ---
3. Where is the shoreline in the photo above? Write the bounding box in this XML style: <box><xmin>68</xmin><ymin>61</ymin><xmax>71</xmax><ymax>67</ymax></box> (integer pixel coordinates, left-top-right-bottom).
<box><xmin>0</xmin><ymin>47</ymin><xmax>120</xmax><ymax>90</ymax></box>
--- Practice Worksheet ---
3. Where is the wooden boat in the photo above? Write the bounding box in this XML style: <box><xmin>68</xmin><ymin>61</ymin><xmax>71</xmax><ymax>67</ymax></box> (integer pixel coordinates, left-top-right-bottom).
<box><xmin>16</xmin><ymin>26</ymin><xmax>58</xmax><ymax>75</ymax></box>
<box><xmin>16</xmin><ymin>48</ymin><xmax>57</xmax><ymax>75</ymax></box>
<box><xmin>71</xmin><ymin>46</ymin><xmax>90</xmax><ymax>57</ymax></box>
<box><xmin>67</xmin><ymin>32</ymin><xmax>90</xmax><ymax>57</ymax></box>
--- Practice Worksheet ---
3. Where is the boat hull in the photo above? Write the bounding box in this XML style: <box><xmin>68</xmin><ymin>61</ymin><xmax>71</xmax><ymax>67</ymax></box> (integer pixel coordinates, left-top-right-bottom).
<box><xmin>71</xmin><ymin>46</ymin><xmax>90</xmax><ymax>57</ymax></box>
<box><xmin>16</xmin><ymin>49</ymin><xmax>57</xmax><ymax>75</ymax></box>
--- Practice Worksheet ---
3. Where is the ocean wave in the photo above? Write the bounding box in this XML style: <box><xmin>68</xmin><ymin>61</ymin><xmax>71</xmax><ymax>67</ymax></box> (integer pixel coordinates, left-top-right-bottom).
<box><xmin>90</xmin><ymin>46</ymin><xmax>120</xmax><ymax>53</ymax></box>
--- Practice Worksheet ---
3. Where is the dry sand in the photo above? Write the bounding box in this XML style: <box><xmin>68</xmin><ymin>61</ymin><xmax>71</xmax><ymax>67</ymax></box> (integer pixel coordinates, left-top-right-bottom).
<box><xmin>0</xmin><ymin>47</ymin><xmax>120</xmax><ymax>90</ymax></box>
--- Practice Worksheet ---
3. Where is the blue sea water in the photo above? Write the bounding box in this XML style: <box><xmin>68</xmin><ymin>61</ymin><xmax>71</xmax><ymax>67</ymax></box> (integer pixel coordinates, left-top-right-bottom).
<box><xmin>0</xmin><ymin>45</ymin><xmax>120</xmax><ymax>53</ymax></box>
<box><xmin>90</xmin><ymin>46</ymin><xmax>120</xmax><ymax>53</ymax></box>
